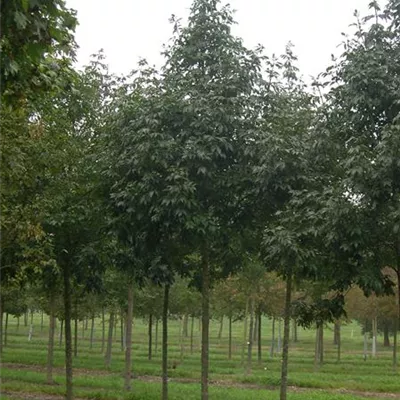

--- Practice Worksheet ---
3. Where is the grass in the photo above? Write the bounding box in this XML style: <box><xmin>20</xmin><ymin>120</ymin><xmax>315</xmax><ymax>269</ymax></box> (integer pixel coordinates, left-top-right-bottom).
<box><xmin>1</xmin><ymin>314</ymin><xmax>399</xmax><ymax>399</ymax></box>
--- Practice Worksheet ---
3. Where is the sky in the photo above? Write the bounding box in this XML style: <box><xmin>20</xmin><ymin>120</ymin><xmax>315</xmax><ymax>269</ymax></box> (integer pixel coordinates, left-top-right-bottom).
<box><xmin>65</xmin><ymin>0</ymin><xmax>373</xmax><ymax>80</ymax></box>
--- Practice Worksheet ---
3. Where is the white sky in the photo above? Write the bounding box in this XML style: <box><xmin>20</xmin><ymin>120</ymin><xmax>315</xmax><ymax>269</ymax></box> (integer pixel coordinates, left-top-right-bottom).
<box><xmin>66</xmin><ymin>0</ymin><xmax>374</xmax><ymax>80</ymax></box>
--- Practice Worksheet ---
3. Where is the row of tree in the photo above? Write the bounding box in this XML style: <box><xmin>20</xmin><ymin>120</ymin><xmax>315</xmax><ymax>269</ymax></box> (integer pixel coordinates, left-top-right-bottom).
<box><xmin>2</xmin><ymin>1</ymin><xmax>400</xmax><ymax>400</ymax></box>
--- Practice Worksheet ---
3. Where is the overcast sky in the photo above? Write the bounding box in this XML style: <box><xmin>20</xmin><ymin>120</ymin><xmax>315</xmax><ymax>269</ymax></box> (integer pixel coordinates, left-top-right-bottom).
<box><xmin>66</xmin><ymin>0</ymin><xmax>373</xmax><ymax>80</ymax></box>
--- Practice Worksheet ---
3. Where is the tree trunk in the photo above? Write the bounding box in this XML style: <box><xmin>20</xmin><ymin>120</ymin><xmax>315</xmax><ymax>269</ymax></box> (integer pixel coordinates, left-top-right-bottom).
<box><xmin>246</xmin><ymin>297</ymin><xmax>255</xmax><ymax>374</ymax></box>
<box><xmin>384</xmin><ymin>322</ymin><xmax>390</xmax><ymax>347</ymax></box>
<box><xmin>81</xmin><ymin>320</ymin><xmax>85</xmax><ymax>340</ymax></box>
<box><xmin>279</xmin><ymin>272</ymin><xmax>292</xmax><ymax>400</ymax></box>
<box><xmin>148</xmin><ymin>314</ymin><xmax>153</xmax><ymax>360</ymax></box>
<box><xmin>59</xmin><ymin>320</ymin><xmax>64</xmax><ymax>347</ymax></box>
<box><xmin>17</xmin><ymin>316</ymin><xmax>20</xmax><ymax>332</ymax></box>
<box><xmin>101</xmin><ymin>307</ymin><xmax>105</xmax><ymax>353</ymax></box>
<box><xmin>218</xmin><ymin>315</ymin><xmax>224</xmax><ymax>340</ymax></box>
<box><xmin>314</xmin><ymin>324</ymin><xmax>323</xmax><ymax>369</ymax></box>
<box><xmin>41</xmin><ymin>311</ymin><xmax>44</xmax><ymax>332</ymax></box>
<box><xmin>372</xmin><ymin>317</ymin><xmax>377</xmax><ymax>358</ymax></box>
<box><xmin>190</xmin><ymin>315</ymin><xmax>195</xmax><ymax>354</ymax></box>
<box><xmin>180</xmin><ymin>317</ymin><xmax>185</xmax><ymax>362</ymax></box>
<box><xmin>162</xmin><ymin>284</ymin><xmax>169</xmax><ymax>400</ymax></box>
<box><xmin>24</xmin><ymin>311</ymin><xmax>28</xmax><ymax>326</ymax></box>
<box><xmin>183</xmin><ymin>314</ymin><xmax>189</xmax><ymax>337</ymax></box>
<box><xmin>253</xmin><ymin>313</ymin><xmax>258</xmax><ymax>343</ymax></box>
<box><xmin>277</xmin><ymin>318</ymin><xmax>282</xmax><ymax>353</ymax></box>
<box><xmin>228</xmin><ymin>315</ymin><xmax>232</xmax><ymax>360</ymax></box>
<box><xmin>333</xmin><ymin>321</ymin><xmax>340</xmax><ymax>345</ymax></box>
<box><xmin>155</xmin><ymin>318</ymin><xmax>159</xmax><ymax>354</ymax></box>
<box><xmin>120</xmin><ymin>313</ymin><xmax>125</xmax><ymax>352</ymax></box>
<box><xmin>63</xmin><ymin>262</ymin><xmax>74</xmax><ymax>400</ymax></box>
<box><xmin>257</xmin><ymin>310</ymin><xmax>262</xmax><ymax>363</ymax></box>
<box><xmin>336</xmin><ymin>321</ymin><xmax>341</xmax><ymax>362</ymax></box>
<box><xmin>105</xmin><ymin>312</ymin><xmax>114</xmax><ymax>369</ymax></box>
<box><xmin>124</xmin><ymin>283</ymin><xmax>134</xmax><ymax>390</ymax></box>
<box><xmin>201</xmin><ymin>247</ymin><xmax>210</xmax><ymax>400</ymax></box>
<box><xmin>241</xmin><ymin>298</ymin><xmax>249</xmax><ymax>365</ymax></box>
<box><xmin>30</xmin><ymin>310</ymin><xmax>34</xmax><ymax>325</ymax></box>
<box><xmin>319</xmin><ymin>324</ymin><xmax>324</xmax><ymax>365</ymax></box>
<box><xmin>0</xmin><ymin>296</ymin><xmax>3</xmax><ymax>355</ymax></box>
<box><xmin>394</xmin><ymin>264</ymin><xmax>400</xmax><ymax>370</ymax></box>
<box><xmin>4</xmin><ymin>313</ymin><xmax>9</xmax><ymax>347</ymax></box>
<box><xmin>47</xmin><ymin>293</ymin><xmax>56</xmax><ymax>384</ymax></box>
<box><xmin>74</xmin><ymin>300</ymin><xmax>78</xmax><ymax>358</ymax></box>
<box><xmin>363</xmin><ymin>320</ymin><xmax>368</xmax><ymax>362</ymax></box>
<box><xmin>90</xmin><ymin>316</ymin><xmax>95</xmax><ymax>350</ymax></box>
<box><xmin>270</xmin><ymin>317</ymin><xmax>275</xmax><ymax>358</ymax></box>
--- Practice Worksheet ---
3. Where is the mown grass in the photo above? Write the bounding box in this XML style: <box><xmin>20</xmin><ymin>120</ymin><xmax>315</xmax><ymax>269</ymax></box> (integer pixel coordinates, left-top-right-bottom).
<box><xmin>1</xmin><ymin>314</ymin><xmax>399</xmax><ymax>399</ymax></box>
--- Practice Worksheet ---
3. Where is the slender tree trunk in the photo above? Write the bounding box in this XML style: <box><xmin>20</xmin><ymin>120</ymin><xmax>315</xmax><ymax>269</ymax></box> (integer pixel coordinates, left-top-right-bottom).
<box><xmin>155</xmin><ymin>318</ymin><xmax>159</xmax><ymax>354</ymax></box>
<box><xmin>394</xmin><ymin>264</ymin><xmax>400</xmax><ymax>370</ymax></box>
<box><xmin>190</xmin><ymin>315</ymin><xmax>195</xmax><ymax>354</ymax></box>
<box><xmin>81</xmin><ymin>320</ymin><xmax>85</xmax><ymax>340</ymax></box>
<box><xmin>4</xmin><ymin>313</ymin><xmax>9</xmax><ymax>347</ymax></box>
<box><xmin>17</xmin><ymin>316</ymin><xmax>20</xmax><ymax>332</ymax></box>
<box><xmin>63</xmin><ymin>262</ymin><xmax>73</xmax><ymax>400</ymax></box>
<box><xmin>30</xmin><ymin>310</ymin><xmax>34</xmax><ymax>325</ymax></box>
<box><xmin>180</xmin><ymin>317</ymin><xmax>185</xmax><ymax>362</ymax></box>
<box><xmin>363</xmin><ymin>321</ymin><xmax>368</xmax><ymax>362</ymax></box>
<box><xmin>257</xmin><ymin>310</ymin><xmax>262</xmax><ymax>363</ymax></box>
<box><xmin>124</xmin><ymin>283</ymin><xmax>134</xmax><ymax>390</ymax></box>
<box><xmin>279</xmin><ymin>272</ymin><xmax>292</xmax><ymax>400</ymax></box>
<box><xmin>270</xmin><ymin>317</ymin><xmax>275</xmax><ymax>358</ymax></box>
<box><xmin>241</xmin><ymin>298</ymin><xmax>249</xmax><ymax>365</ymax></box>
<box><xmin>101</xmin><ymin>307</ymin><xmax>105</xmax><ymax>353</ymax></box>
<box><xmin>90</xmin><ymin>316</ymin><xmax>95</xmax><ymax>350</ymax></box>
<box><xmin>148</xmin><ymin>314</ymin><xmax>153</xmax><ymax>360</ymax></box>
<box><xmin>253</xmin><ymin>313</ymin><xmax>258</xmax><ymax>343</ymax></box>
<box><xmin>74</xmin><ymin>300</ymin><xmax>78</xmax><ymax>358</ymax></box>
<box><xmin>41</xmin><ymin>311</ymin><xmax>44</xmax><ymax>332</ymax></box>
<box><xmin>333</xmin><ymin>321</ymin><xmax>340</xmax><ymax>345</ymax></box>
<box><xmin>277</xmin><ymin>318</ymin><xmax>282</xmax><ymax>353</ymax></box>
<box><xmin>47</xmin><ymin>293</ymin><xmax>56</xmax><ymax>384</ymax></box>
<box><xmin>246</xmin><ymin>297</ymin><xmax>255</xmax><ymax>374</ymax></box>
<box><xmin>24</xmin><ymin>311</ymin><xmax>28</xmax><ymax>327</ymax></box>
<box><xmin>201</xmin><ymin>247</ymin><xmax>210</xmax><ymax>400</ymax></box>
<box><xmin>314</xmin><ymin>324</ymin><xmax>321</xmax><ymax>369</ymax></box>
<box><xmin>372</xmin><ymin>317</ymin><xmax>377</xmax><ymax>358</ymax></box>
<box><xmin>162</xmin><ymin>284</ymin><xmax>169</xmax><ymax>400</ymax></box>
<box><xmin>183</xmin><ymin>314</ymin><xmax>189</xmax><ymax>337</ymax></box>
<box><xmin>121</xmin><ymin>313</ymin><xmax>125</xmax><ymax>352</ymax></box>
<box><xmin>218</xmin><ymin>315</ymin><xmax>224</xmax><ymax>340</ymax></box>
<box><xmin>59</xmin><ymin>320</ymin><xmax>64</xmax><ymax>347</ymax></box>
<box><xmin>228</xmin><ymin>315</ymin><xmax>232</xmax><ymax>360</ymax></box>
<box><xmin>0</xmin><ymin>296</ymin><xmax>3</xmax><ymax>355</ymax></box>
<box><xmin>336</xmin><ymin>321</ymin><xmax>341</xmax><ymax>362</ymax></box>
<box><xmin>319</xmin><ymin>324</ymin><xmax>324</xmax><ymax>365</ymax></box>
<box><xmin>384</xmin><ymin>322</ymin><xmax>391</xmax><ymax>347</ymax></box>
<box><xmin>105</xmin><ymin>312</ymin><xmax>114</xmax><ymax>369</ymax></box>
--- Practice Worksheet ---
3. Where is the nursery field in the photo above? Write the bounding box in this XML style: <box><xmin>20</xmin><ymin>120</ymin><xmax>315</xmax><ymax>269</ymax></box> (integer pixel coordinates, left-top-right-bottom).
<box><xmin>0</xmin><ymin>315</ymin><xmax>399</xmax><ymax>400</ymax></box>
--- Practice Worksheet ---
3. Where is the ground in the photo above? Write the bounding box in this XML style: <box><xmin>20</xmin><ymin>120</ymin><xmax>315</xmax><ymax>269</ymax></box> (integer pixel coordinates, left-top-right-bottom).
<box><xmin>1</xmin><ymin>315</ymin><xmax>399</xmax><ymax>399</ymax></box>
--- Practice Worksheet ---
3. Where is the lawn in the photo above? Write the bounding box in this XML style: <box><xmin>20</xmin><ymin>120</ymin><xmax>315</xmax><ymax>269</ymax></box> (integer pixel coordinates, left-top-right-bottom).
<box><xmin>1</xmin><ymin>314</ymin><xmax>399</xmax><ymax>399</ymax></box>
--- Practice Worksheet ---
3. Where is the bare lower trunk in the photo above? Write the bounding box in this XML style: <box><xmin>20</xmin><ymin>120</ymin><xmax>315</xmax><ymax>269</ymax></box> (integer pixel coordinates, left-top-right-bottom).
<box><xmin>270</xmin><ymin>317</ymin><xmax>275</xmax><ymax>358</ymax></box>
<box><xmin>47</xmin><ymin>293</ymin><xmax>56</xmax><ymax>384</ymax></box>
<box><xmin>148</xmin><ymin>314</ymin><xmax>153</xmax><ymax>360</ymax></box>
<box><xmin>372</xmin><ymin>317</ymin><xmax>377</xmax><ymax>358</ymax></box>
<box><xmin>41</xmin><ymin>311</ymin><xmax>44</xmax><ymax>332</ymax></box>
<box><xmin>257</xmin><ymin>310</ymin><xmax>262</xmax><ymax>363</ymax></box>
<box><xmin>120</xmin><ymin>313</ymin><xmax>125</xmax><ymax>352</ymax></box>
<box><xmin>246</xmin><ymin>297</ymin><xmax>255</xmax><ymax>374</ymax></box>
<box><xmin>180</xmin><ymin>317</ymin><xmax>185</xmax><ymax>362</ymax></box>
<box><xmin>74</xmin><ymin>300</ymin><xmax>78</xmax><ymax>358</ymax></box>
<box><xmin>4</xmin><ymin>313</ymin><xmax>9</xmax><ymax>346</ymax></box>
<box><xmin>105</xmin><ymin>312</ymin><xmax>114</xmax><ymax>369</ymax></box>
<box><xmin>190</xmin><ymin>315</ymin><xmax>195</xmax><ymax>354</ymax></box>
<box><xmin>384</xmin><ymin>322</ymin><xmax>390</xmax><ymax>347</ymax></box>
<box><xmin>63</xmin><ymin>262</ymin><xmax>73</xmax><ymax>400</ymax></box>
<box><xmin>59</xmin><ymin>320</ymin><xmax>64</xmax><ymax>347</ymax></box>
<box><xmin>183</xmin><ymin>314</ymin><xmax>189</xmax><ymax>337</ymax></box>
<box><xmin>90</xmin><ymin>316</ymin><xmax>95</xmax><ymax>350</ymax></box>
<box><xmin>0</xmin><ymin>296</ymin><xmax>3</xmax><ymax>355</ymax></box>
<box><xmin>162</xmin><ymin>284</ymin><xmax>169</xmax><ymax>400</ymax></box>
<box><xmin>101</xmin><ymin>307</ymin><xmax>105</xmax><ymax>353</ymax></box>
<box><xmin>218</xmin><ymin>315</ymin><xmax>224</xmax><ymax>340</ymax></box>
<box><xmin>336</xmin><ymin>321</ymin><xmax>341</xmax><ymax>362</ymax></box>
<box><xmin>363</xmin><ymin>321</ymin><xmax>368</xmax><ymax>362</ymax></box>
<box><xmin>201</xmin><ymin>247</ymin><xmax>210</xmax><ymax>400</ymax></box>
<box><xmin>277</xmin><ymin>318</ymin><xmax>282</xmax><ymax>353</ymax></box>
<box><xmin>155</xmin><ymin>318</ymin><xmax>159</xmax><ymax>354</ymax></box>
<box><xmin>228</xmin><ymin>315</ymin><xmax>232</xmax><ymax>360</ymax></box>
<box><xmin>279</xmin><ymin>272</ymin><xmax>292</xmax><ymax>400</ymax></box>
<box><xmin>241</xmin><ymin>298</ymin><xmax>249</xmax><ymax>365</ymax></box>
<box><xmin>124</xmin><ymin>283</ymin><xmax>134</xmax><ymax>390</ymax></box>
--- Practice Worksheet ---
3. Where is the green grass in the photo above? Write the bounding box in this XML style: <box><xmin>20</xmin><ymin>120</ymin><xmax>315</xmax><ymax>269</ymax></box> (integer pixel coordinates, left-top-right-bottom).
<box><xmin>1</xmin><ymin>314</ymin><xmax>399</xmax><ymax>399</ymax></box>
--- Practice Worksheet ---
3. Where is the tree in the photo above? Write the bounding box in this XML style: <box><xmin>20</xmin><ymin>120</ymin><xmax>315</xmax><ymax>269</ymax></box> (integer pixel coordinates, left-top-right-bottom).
<box><xmin>0</xmin><ymin>0</ymin><xmax>77</xmax><ymax>106</ymax></box>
